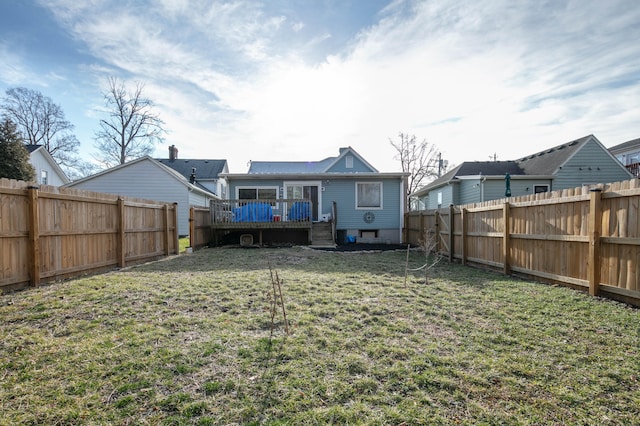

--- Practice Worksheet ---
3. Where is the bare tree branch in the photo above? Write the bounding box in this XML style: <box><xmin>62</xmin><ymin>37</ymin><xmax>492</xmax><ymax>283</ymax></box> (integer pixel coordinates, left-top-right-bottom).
<box><xmin>1</xmin><ymin>87</ymin><xmax>80</xmax><ymax>171</ymax></box>
<box><xmin>390</xmin><ymin>132</ymin><xmax>442</xmax><ymax>209</ymax></box>
<box><xmin>94</xmin><ymin>77</ymin><xmax>166</xmax><ymax>167</ymax></box>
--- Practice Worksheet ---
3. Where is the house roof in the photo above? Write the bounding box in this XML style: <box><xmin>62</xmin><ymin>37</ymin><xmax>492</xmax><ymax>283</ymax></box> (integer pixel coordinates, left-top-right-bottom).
<box><xmin>608</xmin><ymin>137</ymin><xmax>640</xmax><ymax>155</ymax></box>
<box><xmin>65</xmin><ymin>156</ymin><xmax>217</xmax><ymax>197</ymax></box>
<box><xmin>248</xmin><ymin>157</ymin><xmax>336</xmax><ymax>174</ymax></box>
<box><xmin>413</xmin><ymin>161</ymin><xmax>525</xmax><ymax>196</ymax></box>
<box><xmin>515</xmin><ymin>134</ymin><xmax>592</xmax><ymax>175</ymax></box>
<box><xmin>243</xmin><ymin>146</ymin><xmax>381</xmax><ymax>175</ymax></box>
<box><xmin>155</xmin><ymin>158</ymin><xmax>227</xmax><ymax>180</ymax></box>
<box><xmin>223</xmin><ymin>147</ymin><xmax>406</xmax><ymax>181</ymax></box>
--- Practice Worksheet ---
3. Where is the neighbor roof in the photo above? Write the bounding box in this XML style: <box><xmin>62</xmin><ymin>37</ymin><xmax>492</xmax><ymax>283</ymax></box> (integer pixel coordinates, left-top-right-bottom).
<box><xmin>412</xmin><ymin>135</ymin><xmax>599</xmax><ymax>198</ymax></box>
<box><xmin>608</xmin><ymin>137</ymin><xmax>640</xmax><ymax>155</ymax></box>
<box><xmin>155</xmin><ymin>158</ymin><xmax>227</xmax><ymax>180</ymax></box>
<box><xmin>515</xmin><ymin>135</ymin><xmax>591</xmax><ymax>175</ymax></box>
<box><xmin>414</xmin><ymin>161</ymin><xmax>525</xmax><ymax>196</ymax></box>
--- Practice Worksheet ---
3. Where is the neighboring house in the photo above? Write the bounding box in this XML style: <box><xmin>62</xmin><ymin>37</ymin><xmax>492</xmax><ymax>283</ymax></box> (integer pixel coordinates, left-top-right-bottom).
<box><xmin>412</xmin><ymin>134</ymin><xmax>632</xmax><ymax>209</ymax></box>
<box><xmin>220</xmin><ymin>147</ymin><xmax>409</xmax><ymax>244</ymax></box>
<box><xmin>64</xmin><ymin>156</ymin><xmax>218</xmax><ymax>236</ymax></box>
<box><xmin>156</xmin><ymin>145</ymin><xmax>229</xmax><ymax>198</ymax></box>
<box><xmin>608</xmin><ymin>137</ymin><xmax>640</xmax><ymax>177</ymax></box>
<box><xmin>26</xmin><ymin>144</ymin><xmax>69</xmax><ymax>186</ymax></box>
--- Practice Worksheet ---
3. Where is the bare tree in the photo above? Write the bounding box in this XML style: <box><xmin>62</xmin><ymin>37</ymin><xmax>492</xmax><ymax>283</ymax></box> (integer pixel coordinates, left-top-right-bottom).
<box><xmin>1</xmin><ymin>87</ymin><xmax>80</xmax><ymax>170</ymax></box>
<box><xmin>390</xmin><ymin>132</ymin><xmax>442</xmax><ymax>209</ymax></box>
<box><xmin>94</xmin><ymin>77</ymin><xmax>166</xmax><ymax>166</ymax></box>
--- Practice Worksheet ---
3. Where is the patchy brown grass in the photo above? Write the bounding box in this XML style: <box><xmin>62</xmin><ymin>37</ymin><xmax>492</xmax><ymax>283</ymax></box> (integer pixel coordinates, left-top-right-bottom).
<box><xmin>1</xmin><ymin>246</ymin><xmax>639</xmax><ymax>425</ymax></box>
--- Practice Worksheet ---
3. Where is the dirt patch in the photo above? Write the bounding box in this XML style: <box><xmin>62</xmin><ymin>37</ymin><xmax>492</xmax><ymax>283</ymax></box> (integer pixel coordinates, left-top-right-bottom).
<box><xmin>312</xmin><ymin>243</ymin><xmax>408</xmax><ymax>252</ymax></box>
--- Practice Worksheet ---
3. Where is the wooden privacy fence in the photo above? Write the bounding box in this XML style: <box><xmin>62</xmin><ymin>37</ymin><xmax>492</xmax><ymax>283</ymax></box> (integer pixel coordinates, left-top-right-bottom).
<box><xmin>1</xmin><ymin>178</ymin><xmax>179</xmax><ymax>291</ymax></box>
<box><xmin>190</xmin><ymin>206</ymin><xmax>212</xmax><ymax>250</ymax></box>
<box><xmin>405</xmin><ymin>178</ymin><xmax>640</xmax><ymax>306</ymax></box>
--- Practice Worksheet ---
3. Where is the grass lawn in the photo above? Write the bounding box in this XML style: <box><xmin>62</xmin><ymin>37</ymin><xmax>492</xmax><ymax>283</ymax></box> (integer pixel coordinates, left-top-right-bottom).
<box><xmin>1</xmin><ymin>247</ymin><xmax>639</xmax><ymax>425</ymax></box>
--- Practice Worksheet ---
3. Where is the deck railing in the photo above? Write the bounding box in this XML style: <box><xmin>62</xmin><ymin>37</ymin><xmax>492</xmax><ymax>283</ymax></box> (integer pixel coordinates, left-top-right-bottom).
<box><xmin>209</xmin><ymin>199</ymin><xmax>312</xmax><ymax>224</ymax></box>
<box><xmin>625</xmin><ymin>162</ymin><xmax>640</xmax><ymax>178</ymax></box>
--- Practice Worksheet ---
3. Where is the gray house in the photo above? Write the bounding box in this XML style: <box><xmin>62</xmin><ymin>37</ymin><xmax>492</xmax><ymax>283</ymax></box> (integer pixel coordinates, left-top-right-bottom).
<box><xmin>220</xmin><ymin>147</ymin><xmax>409</xmax><ymax>244</ymax></box>
<box><xmin>65</xmin><ymin>156</ymin><xmax>218</xmax><ymax>236</ymax></box>
<box><xmin>26</xmin><ymin>144</ymin><xmax>69</xmax><ymax>186</ymax></box>
<box><xmin>413</xmin><ymin>134</ymin><xmax>632</xmax><ymax>209</ymax></box>
<box><xmin>609</xmin><ymin>137</ymin><xmax>640</xmax><ymax>178</ymax></box>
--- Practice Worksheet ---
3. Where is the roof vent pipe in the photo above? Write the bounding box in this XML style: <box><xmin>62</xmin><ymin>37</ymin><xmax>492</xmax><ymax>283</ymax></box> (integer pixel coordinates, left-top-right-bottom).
<box><xmin>189</xmin><ymin>167</ymin><xmax>196</xmax><ymax>183</ymax></box>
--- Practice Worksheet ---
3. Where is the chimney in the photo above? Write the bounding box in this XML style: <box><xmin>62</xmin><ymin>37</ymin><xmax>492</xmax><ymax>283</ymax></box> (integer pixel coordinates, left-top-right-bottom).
<box><xmin>169</xmin><ymin>145</ymin><xmax>178</xmax><ymax>161</ymax></box>
<box><xmin>189</xmin><ymin>167</ymin><xmax>196</xmax><ymax>184</ymax></box>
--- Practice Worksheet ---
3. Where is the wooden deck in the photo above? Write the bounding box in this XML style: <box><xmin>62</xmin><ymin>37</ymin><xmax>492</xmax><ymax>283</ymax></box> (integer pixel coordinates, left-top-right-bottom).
<box><xmin>209</xmin><ymin>198</ymin><xmax>315</xmax><ymax>245</ymax></box>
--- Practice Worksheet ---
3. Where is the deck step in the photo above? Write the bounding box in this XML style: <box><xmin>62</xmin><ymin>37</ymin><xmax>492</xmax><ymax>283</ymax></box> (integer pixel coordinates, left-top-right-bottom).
<box><xmin>311</xmin><ymin>222</ymin><xmax>334</xmax><ymax>246</ymax></box>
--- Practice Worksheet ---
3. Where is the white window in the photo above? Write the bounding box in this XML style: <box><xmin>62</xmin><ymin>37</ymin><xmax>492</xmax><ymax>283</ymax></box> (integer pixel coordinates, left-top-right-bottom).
<box><xmin>437</xmin><ymin>191</ymin><xmax>443</xmax><ymax>207</ymax></box>
<box><xmin>41</xmin><ymin>170</ymin><xmax>48</xmax><ymax>185</ymax></box>
<box><xmin>346</xmin><ymin>155</ymin><xmax>353</xmax><ymax>169</ymax></box>
<box><xmin>356</xmin><ymin>182</ymin><xmax>382</xmax><ymax>209</ymax></box>
<box><xmin>534</xmin><ymin>185</ymin><xmax>549</xmax><ymax>194</ymax></box>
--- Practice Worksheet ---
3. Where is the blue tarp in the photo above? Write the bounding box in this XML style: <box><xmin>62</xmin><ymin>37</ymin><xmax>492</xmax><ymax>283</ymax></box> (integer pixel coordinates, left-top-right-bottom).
<box><xmin>288</xmin><ymin>201</ymin><xmax>310</xmax><ymax>221</ymax></box>
<box><xmin>232</xmin><ymin>202</ymin><xmax>273</xmax><ymax>222</ymax></box>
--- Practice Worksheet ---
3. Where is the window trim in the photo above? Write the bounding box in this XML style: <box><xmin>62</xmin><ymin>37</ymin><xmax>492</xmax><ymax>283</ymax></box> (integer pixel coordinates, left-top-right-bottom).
<box><xmin>533</xmin><ymin>185</ymin><xmax>549</xmax><ymax>194</ymax></box>
<box><xmin>235</xmin><ymin>185</ymin><xmax>280</xmax><ymax>209</ymax></box>
<box><xmin>41</xmin><ymin>170</ymin><xmax>48</xmax><ymax>185</ymax></box>
<box><xmin>345</xmin><ymin>155</ymin><xmax>354</xmax><ymax>169</ymax></box>
<box><xmin>355</xmin><ymin>181</ymin><xmax>383</xmax><ymax>210</ymax></box>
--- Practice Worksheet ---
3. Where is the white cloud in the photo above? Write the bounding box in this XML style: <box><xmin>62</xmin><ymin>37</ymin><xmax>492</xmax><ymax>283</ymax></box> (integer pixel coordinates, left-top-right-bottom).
<box><xmin>30</xmin><ymin>0</ymin><xmax>640</xmax><ymax>174</ymax></box>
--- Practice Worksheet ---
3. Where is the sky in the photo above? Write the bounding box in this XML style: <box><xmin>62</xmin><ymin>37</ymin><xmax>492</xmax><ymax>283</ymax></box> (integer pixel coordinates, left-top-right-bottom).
<box><xmin>1</xmin><ymin>0</ymin><xmax>639</xmax><ymax>175</ymax></box>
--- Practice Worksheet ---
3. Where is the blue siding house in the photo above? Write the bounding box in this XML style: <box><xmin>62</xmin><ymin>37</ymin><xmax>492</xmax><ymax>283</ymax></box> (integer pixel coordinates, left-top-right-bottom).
<box><xmin>219</xmin><ymin>147</ymin><xmax>408</xmax><ymax>245</ymax></box>
<box><xmin>412</xmin><ymin>135</ymin><xmax>632</xmax><ymax>209</ymax></box>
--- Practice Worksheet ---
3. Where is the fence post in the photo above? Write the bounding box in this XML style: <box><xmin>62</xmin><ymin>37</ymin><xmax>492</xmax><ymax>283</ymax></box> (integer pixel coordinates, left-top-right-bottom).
<box><xmin>27</xmin><ymin>186</ymin><xmax>40</xmax><ymax>287</ymax></box>
<box><xmin>461</xmin><ymin>208</ymin><xmax>467</xmax><ymax>265</ymax></box>
<box><xmin>164</xmin><ymin>204</ymin><xmax>170</xmax><ymax>256</ymax></box>
<box><xmin>588</xmin><ymin>188</ymin><xmax>602</xmax><ymax>296</ymax></box>
<box><xmin>173</xmin><ymin>203</ymin><xmax>179</xmax><ymax>254</ymax></box>
<box><xmin>434</xmin><ymin>210</ymin><xmax>440</xmax><ymax>253</ymax></box>
<box><xmin>189</xmin><ymin>206</ymin><xmax>195</xmax><ymax>250</ymax></box>
<box><xmin>503</xmin><ymin>202</ymin><xmax>511</xmax><ymax>275</ymax></box>
<box><xmin>117</xmin><ymin>197</ymin><xmax>125</xmax><ymax>267</ymax></box>
<box><xmin>448</xmin><ymin>204</ymin><xmax>454</xmax><ymax>262</ymax></box>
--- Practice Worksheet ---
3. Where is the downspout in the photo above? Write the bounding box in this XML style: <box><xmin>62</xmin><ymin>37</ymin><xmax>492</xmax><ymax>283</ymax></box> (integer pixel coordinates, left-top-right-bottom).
<box><xmin>480</xmin><ymin>173</ymin><xmax>486</xmax><ymax>202</ymax></box>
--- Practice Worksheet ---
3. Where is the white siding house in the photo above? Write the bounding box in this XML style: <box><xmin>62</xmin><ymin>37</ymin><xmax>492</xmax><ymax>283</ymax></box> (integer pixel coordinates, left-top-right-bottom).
<box><xmin>64</xmin><ymin>156</ymin><xmax>217</xmax><ymax>236</ymax></box>
<box><xmin>26</xmin><ymin>145</ymin><xmax>69</xmax><ymax>186</ymax></box>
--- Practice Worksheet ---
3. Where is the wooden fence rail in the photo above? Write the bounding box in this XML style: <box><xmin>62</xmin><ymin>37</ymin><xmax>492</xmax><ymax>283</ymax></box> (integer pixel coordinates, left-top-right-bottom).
<box><xmin>405</xmin><ymin>178</ymin><xmax>640</xmax><ymax>306</ymax></box>
<box><xmin>1</xmin><ymin>178</ymin><xmax>179</xmax><ymax>291</ymax></box>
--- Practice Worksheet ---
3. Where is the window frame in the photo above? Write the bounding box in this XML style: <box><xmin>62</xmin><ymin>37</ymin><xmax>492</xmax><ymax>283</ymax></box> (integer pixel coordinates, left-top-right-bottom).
<box><xmin>235</xmin><ymin>186</ymin><xmax>279</xmax><ymax>205</ymax></box>
<box><xmin>355</xmin><ymin>181</ymin><xmax>383</xmax><ymax>210</ymax></box>
<box><xmin>533</xmin><ymin>185</ymin><xmax>549</xmax><ymax>194</ymax></box>
<box><xmin>345</xmin><ymin>155</ymin><xmax>354</xmax><ymax>169</ymax></box>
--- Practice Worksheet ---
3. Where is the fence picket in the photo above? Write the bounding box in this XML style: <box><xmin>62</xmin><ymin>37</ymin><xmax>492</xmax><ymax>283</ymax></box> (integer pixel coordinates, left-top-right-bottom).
<box><xmin>0</xmin><ymin>179</ymin><xmax>178</xmax><ymax>290</ymax></box>
<box><xmin>404</xmin><ymin>178</ymin><xmax>640</xmax><ymax>306</ymax></box>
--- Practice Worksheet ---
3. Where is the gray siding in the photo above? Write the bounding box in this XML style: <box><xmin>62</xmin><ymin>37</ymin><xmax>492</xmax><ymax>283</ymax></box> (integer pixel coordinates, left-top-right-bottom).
<box><xmin>554</xmin><ymin>138</ymin><xmax>632</xmax><ymax>189</ymax></box>
<box><xmin>227</xmin><ymin>176</ymin><xmax>404</xmax><ymax>242</ymax></box>
<box><xmin>322</xmin><ymin>178</ymin><xmax>401</xmax><ymax>230</ymax></box>
<box><xmin>427</xmin><ymin>184</ymin><xmax>455</xmax><ymax>209</ymax></box>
